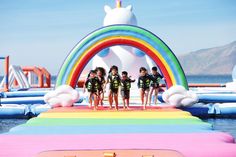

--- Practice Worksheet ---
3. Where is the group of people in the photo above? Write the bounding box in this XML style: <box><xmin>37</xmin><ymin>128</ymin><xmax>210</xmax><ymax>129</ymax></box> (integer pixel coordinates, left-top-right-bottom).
<box><xmin>83</xmin><ymin>65</ymin><xmax>164</xmax><ymax>110</ymax></box>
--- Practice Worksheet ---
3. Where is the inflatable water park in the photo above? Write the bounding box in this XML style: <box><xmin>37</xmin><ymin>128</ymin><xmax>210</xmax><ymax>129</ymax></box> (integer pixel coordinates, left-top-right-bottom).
<box><xmin>1</xmin><ymin>1</ymin><xmax>236</xmax><ymax>156</ymax></box>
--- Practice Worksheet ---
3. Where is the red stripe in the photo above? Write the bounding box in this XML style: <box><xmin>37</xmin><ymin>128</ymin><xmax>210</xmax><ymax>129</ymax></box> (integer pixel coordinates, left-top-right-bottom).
<box><xmin>69</xmin><ymin>38</ymin><xmax>173</xmax><ymax>88</ymax></box>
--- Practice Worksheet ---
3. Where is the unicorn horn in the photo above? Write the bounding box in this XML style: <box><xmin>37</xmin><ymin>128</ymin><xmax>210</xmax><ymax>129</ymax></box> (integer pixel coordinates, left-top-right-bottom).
<box><xmin>116</xmin><ymin>0</ymin><xmax>122</xmax><ymax>8</ymax></box>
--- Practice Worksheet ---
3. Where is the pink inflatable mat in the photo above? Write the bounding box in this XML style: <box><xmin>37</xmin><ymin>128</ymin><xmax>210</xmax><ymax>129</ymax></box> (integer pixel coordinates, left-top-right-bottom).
<box><xmin>0</xmin><ymin>133</ymin><xmax>235</xmax><ymax>157</ymax></box>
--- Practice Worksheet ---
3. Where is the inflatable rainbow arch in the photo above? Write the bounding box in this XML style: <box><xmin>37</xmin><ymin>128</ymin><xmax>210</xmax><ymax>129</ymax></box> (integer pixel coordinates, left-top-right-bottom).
<box><xmin>56</xmin><ymin>25</ymin><xmax>188</xmax><ymax>89</ymax></box>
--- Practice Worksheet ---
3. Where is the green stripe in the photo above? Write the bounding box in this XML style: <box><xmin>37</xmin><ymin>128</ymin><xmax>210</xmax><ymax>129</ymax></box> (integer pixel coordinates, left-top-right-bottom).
<box><xmin>24</xmin><ymin>118</ymin><xmax>208</xmax><ymax>126</ymax></box>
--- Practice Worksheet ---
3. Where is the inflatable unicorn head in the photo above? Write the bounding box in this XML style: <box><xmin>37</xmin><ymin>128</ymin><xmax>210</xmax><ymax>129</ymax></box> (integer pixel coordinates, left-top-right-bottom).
<box><xmin>84</xmin><ymin>0</ymin><xmax>154</xmax><ymax>78</ymax></box>
<box><xmin>103</xmin><ymin>0</ymin><xmax>137</xmax><ymax>26</ymax></box>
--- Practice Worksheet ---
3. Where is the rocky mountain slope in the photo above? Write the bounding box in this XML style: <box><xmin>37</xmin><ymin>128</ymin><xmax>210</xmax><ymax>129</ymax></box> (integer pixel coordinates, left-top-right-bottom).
<box><xmin>178</xmin><ymin>41</ymin><xmax>236</xmax><ymax>75</ymax></box>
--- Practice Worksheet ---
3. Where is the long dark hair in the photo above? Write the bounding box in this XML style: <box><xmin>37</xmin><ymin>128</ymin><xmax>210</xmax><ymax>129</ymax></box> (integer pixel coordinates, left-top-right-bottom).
<box><xmin>95</xmin><ymin>67</ymin><xmax>106</xmax><ymax>77</ymax></box>
<box><xmin>87</xmin><ymin>70</ymin><xmax>96</xmax><ymax>78</ymax></box>
<box><xmin>108</xmin><ymin>65</ymin><xmax>118</xmax><ymax>74</ymax></box>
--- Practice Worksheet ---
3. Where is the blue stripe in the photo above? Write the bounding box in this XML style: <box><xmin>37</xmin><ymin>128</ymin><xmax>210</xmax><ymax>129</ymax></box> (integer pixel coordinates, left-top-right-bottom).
<box><xmin>7</xmin><ymin>124</ymin><xmax>214</xmax><ymax>135</ymax></box>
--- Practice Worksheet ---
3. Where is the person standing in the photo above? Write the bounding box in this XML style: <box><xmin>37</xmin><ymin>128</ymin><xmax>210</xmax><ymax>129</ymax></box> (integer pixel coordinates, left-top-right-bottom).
<box><xmin>120</xmin><ymin>71</ymin><xmax>135</xmax><ymax>109</ymax></box>
<box><xmin>106</xmin><ymin>65</ymin><xmax>121</xmax><ymax>110</ymax></box>
<box><xmin>137</xmin><ymin>67</ymin><xmax>152</xmax><ymax>109</ymax></box>
<box><xmin>95</xmin><ymin>67</ymin><xmax>106</xmax><ymax>107</ymax></box>
<box><xmin>83</xmin><ymin>70</ymin><xmax>99</xmax><ymax>110</ymax></box>
<box><xmin>149</xmin><ymin>66</ymin><xmax>164</xmax><ymax>105</ymax></box>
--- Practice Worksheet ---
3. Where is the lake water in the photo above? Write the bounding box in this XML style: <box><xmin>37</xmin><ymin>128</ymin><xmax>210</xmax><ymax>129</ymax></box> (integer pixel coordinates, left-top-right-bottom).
<box><xmin>1</xmin><ymin>75</ymin><xmax>236</xmax><ymax>139</ymax></box>
<box><xmin>204</xmin><ymin>118</ymin><xmax>236</xmax><ymax>138</ymax></box>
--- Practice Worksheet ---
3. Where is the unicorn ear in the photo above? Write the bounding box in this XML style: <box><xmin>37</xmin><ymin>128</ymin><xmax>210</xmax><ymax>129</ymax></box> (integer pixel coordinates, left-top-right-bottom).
<box><xmin>126</xmin><ymin>5</ymin><xmax>133</xmax><ymax>11</ymax></box>
<box><xmin>104</xmin><ymin>5</ymin><xmax>112</xmax><ymax>13</ymax></box>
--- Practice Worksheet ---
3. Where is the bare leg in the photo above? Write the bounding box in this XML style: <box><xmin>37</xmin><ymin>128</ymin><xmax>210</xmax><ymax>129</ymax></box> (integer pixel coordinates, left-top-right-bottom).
<box><xmin>144</xmin><ymin>90</ymin><xmax>149</xmax><ymax>109</ymax></box>
<box><xmin>123</xmin><ymin>98</ymin><xmax>126</xmax><ymax>109</ymax></box>
<box><xmin>88</xmin><ymin>92</ymin><xmax>92</xmax><ymax>108</ymax></box>
<box><xmin>100</xmin><ymin>92</ymin><xmax>104</xmax><ymax>106</ymax></box>
<box><xmin>93</xmin><ymin>93</ymin><xmax>98</xmax><ymax>110</ymax></box>
<box><xmin>108</xmin><ymin>90</ymin><xmax>113</xmax><ymax>109</ymax></box>
<box><xmin>126</xmin><ymin>99</ymin><xmax>130</xmax><ymax>109</ymax></box>
<box><xmin>149</xmin><ymin>87</ymin><xmax>154</xmax><ymax>106</ymax></box>
<box><xmin>97</xmin><ymin>92</ymin><xmax>101</xmax><ymax>106</ymax></box>
<box><xmin>154</xmin><ymin>88</ymin><xmax>159</xmax><ymax>105</ymax></box>
<box><xmin>140</xmin><ymin>89</ymin><xmax>144</xmax><ymax>105</ymax></box>
<box><xmin>114</xmin><ymin>94</ymin><xmax>119</xmax><ymax>110</ymax></box>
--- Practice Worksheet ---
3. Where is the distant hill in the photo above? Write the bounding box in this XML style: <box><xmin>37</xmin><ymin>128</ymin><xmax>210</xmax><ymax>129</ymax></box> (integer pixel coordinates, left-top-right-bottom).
<box><xmin>178</xmin><ymin>41</ymin><xmax>236</xmax><ymax>75</ymax></box>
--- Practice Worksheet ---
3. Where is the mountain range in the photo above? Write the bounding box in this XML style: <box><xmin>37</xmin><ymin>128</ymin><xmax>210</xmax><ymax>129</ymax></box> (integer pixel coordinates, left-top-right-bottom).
<box><xmin>178</xmin><ymin>41</ymin><xmax>236</xmax><ymax>75</ymax></box>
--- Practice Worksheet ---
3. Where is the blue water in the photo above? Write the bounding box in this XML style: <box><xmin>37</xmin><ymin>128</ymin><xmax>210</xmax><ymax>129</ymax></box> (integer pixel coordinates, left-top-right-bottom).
<box><xmin>0</xmin><ymin>119</ymin><xmax>27</xmax><ymax>134</ymax></box>
<box><xmin>1</xmin><ymin>75</ymin><xmax>236</xmax><ymax>139</ymax></box>
<box><xmin>204</xmin><ymin>118</ymin><xmax>236</xmax><ymax>138</ymax></box>
<box><xmin>186</xmin><ymin>75</ymin><xmax>232</xmax><ymax>84</ymax></box>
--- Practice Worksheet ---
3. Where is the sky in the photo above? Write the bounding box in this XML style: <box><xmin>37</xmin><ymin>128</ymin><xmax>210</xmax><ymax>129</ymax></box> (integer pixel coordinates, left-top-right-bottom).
<box><xmin>0</xmin><ymin>0</ymin><xmax>236</xmax><ymax>75</ymax></box>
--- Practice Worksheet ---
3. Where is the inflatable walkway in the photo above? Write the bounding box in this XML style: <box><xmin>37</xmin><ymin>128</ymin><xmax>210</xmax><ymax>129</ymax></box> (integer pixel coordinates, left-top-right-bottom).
<box><xmin>0</xmin><ymin>106</ymin><xmax>236</xmax><ymax>157</ymax></box>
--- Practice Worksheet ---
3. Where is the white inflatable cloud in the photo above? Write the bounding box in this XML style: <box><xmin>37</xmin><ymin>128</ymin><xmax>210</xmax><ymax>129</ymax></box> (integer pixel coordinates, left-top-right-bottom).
<box><xmin>226</xmin><ymin>82</ymin><xmax>236</xmax><ymax>91</ymax></box>
<box><xmin>162</xmin><ymin>85</ymin><xmax>198</xmax><ymax>107</ymax></box>
<box><xmin>44</xmin><ymin>85</ymin><xmax>80</xmax><ymax>108</ymax></box>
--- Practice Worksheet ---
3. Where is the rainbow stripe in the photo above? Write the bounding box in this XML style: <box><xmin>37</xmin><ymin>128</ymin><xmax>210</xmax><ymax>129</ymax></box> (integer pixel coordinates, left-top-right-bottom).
<box><xmin>2</xmin><ymin>107</ymin><xmax>236</xmax><ymax>156</ymax></box>
<box><xmin>56</xmin><ymin>25</ymin><xmax>188</xmax><ymax>89</ymax></box>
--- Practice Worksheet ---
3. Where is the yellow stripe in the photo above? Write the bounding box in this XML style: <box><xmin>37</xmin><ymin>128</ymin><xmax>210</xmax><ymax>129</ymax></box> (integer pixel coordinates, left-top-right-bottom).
<box><xmin>39</xmin><ymin>111</ymin><xmax>192</xmax><ymax>119</ymax></box>
<box><xmin>67</xmin><ymin>36</ymin><xmax>177</xmax><ymax>85</ymax></box>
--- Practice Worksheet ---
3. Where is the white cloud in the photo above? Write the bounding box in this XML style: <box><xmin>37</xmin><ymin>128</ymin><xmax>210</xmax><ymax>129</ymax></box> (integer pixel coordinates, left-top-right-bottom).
<box><xmin>162</xmin><ymin>85</ymin><xmax>198</xmax><ymax>107</ymax></box>
<box><xmin>44</xmin><ymin>85</ymin><xmax>80</xmax><ymax>108</ymax></box>
<box><xmin>226</xmin><ymin>82</ymin><xmax>236</xmax><ymax>91</ymax></box>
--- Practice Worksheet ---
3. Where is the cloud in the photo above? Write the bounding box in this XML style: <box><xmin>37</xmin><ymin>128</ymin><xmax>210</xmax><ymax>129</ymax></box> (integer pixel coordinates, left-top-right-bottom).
<box><xmin>162</xmin><ymin>85</ymin><xmax>198</xmax><ymax>107</ymax></box>
<box><xmin>44</xmin><ymin>85</ymin><xmax>80</xmax><ymax>108</ymax></box>
<box><xmin>226</xmin><ymin>82</ymin><xmax>236</xmax><ymax>91</ymax></box>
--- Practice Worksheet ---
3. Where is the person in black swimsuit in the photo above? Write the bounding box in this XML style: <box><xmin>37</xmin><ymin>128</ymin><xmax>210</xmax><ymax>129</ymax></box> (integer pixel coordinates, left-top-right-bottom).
<box><xmin>149</xmin><ymin>66</ymin><xmax>164</xmax><ymax>105</ymax></box>
<box><xmin>95</xmin><ymin>67</ymin><xmax>106</xmax><ymax>107</ymax></box>
<box><xmin>120</xmin><ymin>71</ymin><xmax>135</xmax><ymax>109</ymax></box>
<box><xmin>137</xmin><ymin>67</ymin><xmax>152</xmax><ymax>109</ymax></box>
<box><xmin>83</xmin><ymin>70</ymin><xmax>99</xmax><ymax>110</ymax></box>
<box><xmin>106</xmin><ymin>65</ymin><xmax>121</xmax><ymax>110</ymax></box>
